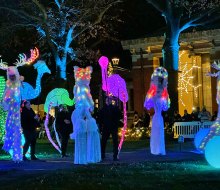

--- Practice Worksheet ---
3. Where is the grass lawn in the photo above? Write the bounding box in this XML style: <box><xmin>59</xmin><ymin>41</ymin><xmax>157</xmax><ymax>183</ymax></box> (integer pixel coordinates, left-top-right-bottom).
<box><xmin>0</xmin><ymin>138</ymin><xmax>150</xmax><ymax>159</ymax></box>
<box><xmin>1</xmin><ymin>139</ymin><xmax>220</xmax><ymax>190</ymax></box>
<box><xmin>1</xmin><ymin>160</ymin><xmax>220</xmax><ymax>190</ymax></box>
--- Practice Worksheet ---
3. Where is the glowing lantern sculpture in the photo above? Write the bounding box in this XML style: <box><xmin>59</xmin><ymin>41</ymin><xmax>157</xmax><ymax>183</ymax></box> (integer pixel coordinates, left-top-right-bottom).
<box><xmin>98</xmin><ymin>56</ymin><xmax>128</xmax><ymax>156</ymax></box>
<box><xmin>71</xmin><ymin>66</ymin><xmax>101</xmax><ymax>164</ymax></box>
<box><xmin>196</xmin><ymin>61</ymin><xmax>220</xmax><ymax>167</ymax></box>
<box><xmin>0</xmin><ymin>48</ymin><xmax>49</xmax><ymax>162</ymax></box>
<box><xmin>144</xmin><ymin>67</ymin><xmax>170</xmax><ymax>155</ymax></box>
<box><xmin>44</xmin><ymin>88</ymin><xmax>75</xmax><ymax>153</ymax></box>
<box><xmin>205</xmin><ymin>136</ymin><xmax>220</xmax><ymax>168</ymax></box>
<box><xmin>194</xmin><ymin>128</ymin><xmax>210</xmax><ymax>151</ymax></box>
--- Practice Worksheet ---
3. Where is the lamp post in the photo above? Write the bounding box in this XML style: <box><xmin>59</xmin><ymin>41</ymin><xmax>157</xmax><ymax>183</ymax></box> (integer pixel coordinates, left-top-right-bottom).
<box><xmin>112</xmin><ymin>57</ymin><xmax>120</xmax><ymax>66</ymax></box>
<box><xmin>111</xmin><ymin>57</ymin><xmax>120</xmax><ymax>107</ymax></box>
<box><xmin>111</xmin><ymin>57</ymin><xmax>120</xmax><ymax>74</ymax></box>
<box><xmin>112</xmin><ymin>57</ymin><xmax>130</xmax><ymax>72</ymax></box>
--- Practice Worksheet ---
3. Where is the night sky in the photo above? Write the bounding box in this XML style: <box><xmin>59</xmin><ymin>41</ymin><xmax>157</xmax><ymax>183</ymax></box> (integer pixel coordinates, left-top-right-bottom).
<box><xmin>0</xmin><ymin>0</ymin><xmax>162</xmax><ymax>104</ymax></box>
<box><xmin>0</xmin><ymin>0</ymin><xmax>165</xmax><ymax>62</ymax></box>
<box><xmin>1</xmin><ymin>0</ymin><xmax>218</xmax><ymax>103</ymax></box>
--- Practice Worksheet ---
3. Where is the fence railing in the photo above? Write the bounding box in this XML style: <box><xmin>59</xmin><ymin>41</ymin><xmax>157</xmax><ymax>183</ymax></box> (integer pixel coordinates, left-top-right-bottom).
<box><xmin>172</xmin><ymin>121</ymin><xmax>214</xmax><ymax>139</ymax></box>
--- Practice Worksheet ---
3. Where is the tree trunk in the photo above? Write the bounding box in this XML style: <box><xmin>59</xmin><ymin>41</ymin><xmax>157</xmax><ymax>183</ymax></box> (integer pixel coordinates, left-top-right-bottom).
<box><xmin>162</xmin><ymin>31</ymin><xmax>180</xmax><ymax>70</ymax></box>
<box><xmin>58</xmin><ymin>63</ymin><xmax>67</xmax><ymax>80</ymax></box>
<box><xmin>162</xmin><ymin>30</ymin><xmax>180</xmax><ymax>114</ymax></box>
<box><xmin>167</xmin><ymin>70</ymin><xmax>179</xmax><ymax>115</ymax></box>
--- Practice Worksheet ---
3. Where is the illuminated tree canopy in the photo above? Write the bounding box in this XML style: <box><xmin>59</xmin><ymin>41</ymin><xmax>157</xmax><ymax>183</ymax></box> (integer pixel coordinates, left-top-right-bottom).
<box><xmin>0</xmin><ymin>0</ymin><xmax>122</xmax><ymax>79</ymax></box>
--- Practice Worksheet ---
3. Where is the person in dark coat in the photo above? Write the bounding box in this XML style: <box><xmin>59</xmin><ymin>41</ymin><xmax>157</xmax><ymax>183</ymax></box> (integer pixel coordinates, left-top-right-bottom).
<box><xmin>173</xmin><ymin>110</ymin><xmax>182</xmax><ymax>122</ymax></box>
<box><xmin>55</xmin><ymin>104</ymin><xmax>73</xmax><ymax>158</ymax></box>
<box><xmin>98</xmin><ymin>97</ymin><xmax>122</xmax><ymax>161</ymax></box>
<box><xmin>21</xmin><ymin>100</ymin><xmax>40</xmax><ymax>161</ymax></box>
<box><xmin>182</xmin><ymin>109</ymin><xmax>192</xmax><ymax>121</ymax></box>
<box><xmin>143</xmin><ymin>109</ymin><xmax>150</xmax><ymax>128</ymax></box>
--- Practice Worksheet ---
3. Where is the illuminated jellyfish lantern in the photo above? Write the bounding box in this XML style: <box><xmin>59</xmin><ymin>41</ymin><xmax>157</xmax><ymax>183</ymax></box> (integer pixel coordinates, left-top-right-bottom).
<box><xmin>43</xmin><ymin>88</ymin><xmax>75</xmax><ymax>153</ymax></box>
<box><xmin>194</xmin><ymin>128</ymin><xmax>210</xmax><ymax>152</ymax></box>
<box><xmin>205</xmin><ymin>136</ymin><xmax>220</xmax><ymax>168</ymax></box>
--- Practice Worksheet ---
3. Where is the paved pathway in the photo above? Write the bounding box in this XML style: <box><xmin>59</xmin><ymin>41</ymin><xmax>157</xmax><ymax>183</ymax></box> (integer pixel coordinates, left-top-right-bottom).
<box><xmin>0</xmin><ymin>148</ymin><xmax>204</xmax><ymax>173</ymax></box>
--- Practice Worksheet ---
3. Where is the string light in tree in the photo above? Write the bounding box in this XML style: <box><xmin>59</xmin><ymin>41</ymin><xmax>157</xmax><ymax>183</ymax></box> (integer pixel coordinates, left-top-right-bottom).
<box><xmin>178</xmin><ymin>51</ymin><xmax>201</xmax><ymax>107</ymax></box>
<box><xmin>119</xmin><ymin>126</ymin><xmax>150</xmax><ymax>140</ymax></box>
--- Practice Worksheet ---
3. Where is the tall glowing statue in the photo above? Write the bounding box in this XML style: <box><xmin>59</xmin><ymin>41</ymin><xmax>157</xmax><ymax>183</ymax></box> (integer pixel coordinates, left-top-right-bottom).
<box><xmin>0</xmin><ymin>48</ymin><xmax>50</xmax><ymax>162</ymax></box>
<box><xmin>98</xmin><ymin>56</ymin><xmax>128</xmax><ymax>156</ymax></box>
<box><xmin>71</xmin><ymin>66</ymin><xmax>101</xmax><ymax>164</ymax></box>
<box><xmin>144</xmin><ymin>67</ymin><xmax>170</xmax><ymax>155</ymax></box>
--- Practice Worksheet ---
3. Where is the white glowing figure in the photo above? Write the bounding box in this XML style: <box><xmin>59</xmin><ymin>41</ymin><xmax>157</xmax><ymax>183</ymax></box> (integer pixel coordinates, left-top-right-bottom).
<box><xmin>71</xmin><ymin>66</ymin><xmax>101</xmax><ymax>164</ymax></box>
<box><xmin>98</xmin><ymin>56</ymin><xmax>128</xmax><ymax>156</ymax></box>
<box><xmin>144</xmin><ymin>67</ymin><xmax>170</xmax><ymax>155</ymax></box>
<box><xmin>0</xmin><ymin>48</ymin><xmax>40</xmax><ymax>162</ymax></box>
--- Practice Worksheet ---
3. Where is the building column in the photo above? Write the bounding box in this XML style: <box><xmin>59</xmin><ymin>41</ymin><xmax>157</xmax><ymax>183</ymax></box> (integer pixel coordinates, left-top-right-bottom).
<box><xmin>132</xmin><ymin>57</ymin><xmax>156</xmax><ymax>115</ymax></box>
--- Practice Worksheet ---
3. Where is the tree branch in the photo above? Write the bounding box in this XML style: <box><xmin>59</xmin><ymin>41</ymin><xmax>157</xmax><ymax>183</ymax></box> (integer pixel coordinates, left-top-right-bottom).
<box><xmin>31</xmin><ymin>0</ymin><xmax>61</xmax><ymax>62</ymax></box>
<box><xmin>146</xmin><ymin>0</ymin><xmax>164</xmax><ymax>13</ymax></box>
<box><xmin>64</xmin><ymin>26</ymin><xmax>74</xmax><ymax>56</ymax></box>
<box><xmin>32</xmin><ymin>0</ymin><xmax>47</xmax><ymax>20</ymax></box>
<box><xmin>55</xmin><ymin>0</ymin><xmax>61</xmax><ymax>9</ymax></box>
<box><xmin>0</xmin><ymin>7</ymin><xmax>42</xmax><ymax>22</ymax></box>
<box><xmin>180</xmin><ymin>8</ymin><xmax>217</xmax><ymax>32</ymax></box>
<box><xmin>94</xmin><ymin>0</ymin><xmax>123</xmax><ymax>25</ymax></box>
<box><xmin>54</xmin><ymin>0</ymin><xmax>65</xmax><ymax>9</ymax></box>
<box><xmin>196</xmin><ymin>14</ymin><xmax>220</xmax><ymax>26</ymax></box>
<box><xmin>72</xmin><ymin>0</ymin><xmax>122</xmax><ymax>40</ymax></box>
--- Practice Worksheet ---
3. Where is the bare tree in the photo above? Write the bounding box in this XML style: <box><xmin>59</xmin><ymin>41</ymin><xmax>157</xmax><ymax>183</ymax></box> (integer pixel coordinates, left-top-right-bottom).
<box><xmin>146</xmin><ymin>0</ymin><xmax>220</xmax><ymax>70</ymax></box>
<box><xmin>0</xmin><ymin>0</ymin><xmax>122</xmax><ymax>80</ymax></box>
<box><xmin>146</xmin><ymin>0</ymin><xmax>220</xmax><ymax>111</ymax></box>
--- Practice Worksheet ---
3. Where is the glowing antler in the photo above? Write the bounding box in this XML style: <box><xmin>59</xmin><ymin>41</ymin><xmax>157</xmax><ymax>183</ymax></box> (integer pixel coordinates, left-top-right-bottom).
<box><xmin>26</xmin><ymin>47</ymin><xmax>39</xmax><ymax>65</ymax></box>
<box><xmin>0</xmin><ymin>57</ymin><xmax>8</xmax><ymax>70</ymax></box>
<box><xmin>15</xmin><ymin>47</ymin><xmax>39</xmax><ymax>67</ymax></box>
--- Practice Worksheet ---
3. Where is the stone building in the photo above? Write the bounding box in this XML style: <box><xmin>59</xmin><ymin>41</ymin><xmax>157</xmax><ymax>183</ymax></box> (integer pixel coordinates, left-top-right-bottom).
<box><xmin>121</xmin><ymin>29</ymin><xmax>220</xmax><ymax>116</ymax></box>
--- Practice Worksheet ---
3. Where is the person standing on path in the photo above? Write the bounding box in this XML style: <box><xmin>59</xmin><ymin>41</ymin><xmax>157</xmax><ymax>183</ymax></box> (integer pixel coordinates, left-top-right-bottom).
<box><xmin>56</xmin><ymin>104</ymin><xmax>73</xmax><ymax>158</ymax></box>
<box><xmin>21</xmin><ymin>100</ymin><xmax>40</xmax><ymax>161</ymax></box>
<box><xmin>98</xmin><ymin>97</ymin><xmax>122</xmax><ymax>161</ymax></box>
